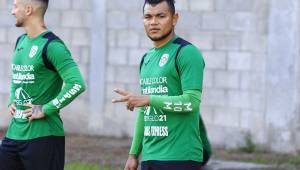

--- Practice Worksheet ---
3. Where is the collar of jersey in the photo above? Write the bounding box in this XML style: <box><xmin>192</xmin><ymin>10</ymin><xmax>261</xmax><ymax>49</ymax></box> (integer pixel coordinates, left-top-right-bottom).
<box><xmin>25</xmin><ymin>30</ymin><xmax>51</xmax><ymax>42</ymax></box>
<box><xmin>154</xmin><ymin>35</ymin><xmax>178</xmax><ymax>51</ymax></box>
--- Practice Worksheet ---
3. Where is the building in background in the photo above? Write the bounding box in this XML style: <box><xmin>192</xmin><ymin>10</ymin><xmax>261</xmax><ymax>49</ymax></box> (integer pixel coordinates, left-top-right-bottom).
<box><xmin>0</xmin><ymin>0</ymin><xmax>299</xmax><ymax>153</ymax></box>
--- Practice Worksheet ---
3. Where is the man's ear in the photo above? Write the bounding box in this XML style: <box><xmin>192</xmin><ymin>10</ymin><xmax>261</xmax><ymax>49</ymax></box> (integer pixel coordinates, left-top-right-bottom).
<box><xmin>25</xmin><ymin>4</ymin><xmax>33</xmax><ymax>16</ymax></box>
<box><xmin>172</xmin><ymin>13</ymin><xmax>179</xmax><ymax>26</ymax></box>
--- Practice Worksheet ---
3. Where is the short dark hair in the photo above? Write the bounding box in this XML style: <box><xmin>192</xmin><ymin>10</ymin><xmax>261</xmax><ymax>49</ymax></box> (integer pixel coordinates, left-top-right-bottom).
<box><xmin>143</xmin><ymin>0</ymin><xmax>176</xmax><ymax>15</ymax></box>
<box><xmin>33</xmin><ymin>0</ymin><xmax>49</xmax><ymax>15</ymax></box>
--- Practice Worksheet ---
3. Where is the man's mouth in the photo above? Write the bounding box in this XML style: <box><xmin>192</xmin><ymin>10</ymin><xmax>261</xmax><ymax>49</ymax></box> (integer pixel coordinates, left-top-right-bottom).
<box><xmin>149</xmin><ymin>28</ymin><xmax>160</xmax><ymax>33</ymax></box>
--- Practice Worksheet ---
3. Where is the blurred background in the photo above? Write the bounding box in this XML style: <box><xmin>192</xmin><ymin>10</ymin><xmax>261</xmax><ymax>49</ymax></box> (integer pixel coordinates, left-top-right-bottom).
<box><xmin>0</xmin><ymin>0</ymin><xmax>300</xmax><ymax>166</ymax></box>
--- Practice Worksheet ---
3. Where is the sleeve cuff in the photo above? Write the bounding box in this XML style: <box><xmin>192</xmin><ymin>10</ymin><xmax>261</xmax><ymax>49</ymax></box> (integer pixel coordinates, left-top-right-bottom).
<box><xmin>129</xmin><ymin>147</ymin><xmax>141</xmax><ymax>156</ymax></box>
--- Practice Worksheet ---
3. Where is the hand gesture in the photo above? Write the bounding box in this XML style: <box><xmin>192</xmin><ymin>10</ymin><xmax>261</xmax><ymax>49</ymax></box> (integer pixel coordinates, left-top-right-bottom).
<box><xmin>112</xmin><ymin>89</ymin><xmax>149</xmax><ymax>111</ymax></box>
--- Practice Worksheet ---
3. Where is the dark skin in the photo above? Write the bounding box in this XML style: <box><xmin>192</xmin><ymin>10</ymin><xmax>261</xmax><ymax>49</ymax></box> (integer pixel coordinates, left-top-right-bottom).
<box><xmin>112</xmin><ymin>1</ymin><xmax>179</xmax><ymax>170</ymax></box>
<box><xmin>112</xmin><ymin>89</ymin><xmax>149</xmax><ymax>111</ymax></box>
<box><xmin>9</xmin><ymin>0</ymin><xmax>47</xmax><ymax>121</ymax></box>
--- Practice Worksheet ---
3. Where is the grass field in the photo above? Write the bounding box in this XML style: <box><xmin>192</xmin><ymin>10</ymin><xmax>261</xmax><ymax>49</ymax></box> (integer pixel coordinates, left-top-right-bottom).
<box><xmin>65</xmin><ymin>162</ymin><xmax>121</xmax><ymax>170</ymax></box>
<box><xmin>1</xmin><ymin>130</ymin><xmax>300</xmax><ymax>169</ymax></box>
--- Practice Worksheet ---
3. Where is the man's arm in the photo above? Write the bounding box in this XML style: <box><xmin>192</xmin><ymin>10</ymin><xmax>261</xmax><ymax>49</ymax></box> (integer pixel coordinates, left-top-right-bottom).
<box><xmin>41</xmin><ymin>41</ymin><xmax>86</xmax><ymax>116</ymax></box>
<box><xmin>8</xmin><ymin>79</ymin><xmax>16</xmax><ymax>107</ymax></box>
<box><xmin>8</xmin><ymin>79</ymin><xmax>17</xmax><ymax>116</ymax></box>
<box><xmin>8</xmin><ymin>34</ymin><xmax>26</xmax><ymax>114</ymax></box>
<box><xmin>124</xmin><ymin>108</ymin><xmax>144</xmax><ymax>170</ymax></box>
<box><xmin>129</xmin><ymin>107</ymin><xmax>144</xmax><ymax>155</ymax></box>
<box><xmin>149</xmin><ymin>90</ymin><xmax>201</xmax><ymax>113</ymax></box>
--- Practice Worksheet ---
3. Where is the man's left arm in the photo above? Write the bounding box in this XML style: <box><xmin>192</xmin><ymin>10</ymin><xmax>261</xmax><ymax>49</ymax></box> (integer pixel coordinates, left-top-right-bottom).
<box><xmin>150</xmin><ymin>90</ymin><xmax>201</xmax><ymax>113</ymax></box>
<box><xmin>42</xmin><ymin>41</ymin><xmax>86</xmax><ymax>116</ymax></box>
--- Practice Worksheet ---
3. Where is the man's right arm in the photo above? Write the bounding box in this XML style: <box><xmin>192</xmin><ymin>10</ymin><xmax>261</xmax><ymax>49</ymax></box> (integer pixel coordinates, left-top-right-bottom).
<box><xmin>125</xmin><ymin>108</ymin><xmax>144</xmax><ymax>170</ymax></box>
<box><xmin>8</xmin><ymin>35</ymin><xmax>25</xmax><ymax>107</ymax></box>
<box><xmin>129</xmin><ymin>107</ymin><xmax>144</xmax><ymax>155</ymax></box>
<box><xmin>8</xmin><ymin>79</ymin><xmax>17</xmax><ymax>116</ymax></box>
<box><xmin>8</xmin><ymin>80</ymin><xmax>16</xmax><ymax>107</ymax></box>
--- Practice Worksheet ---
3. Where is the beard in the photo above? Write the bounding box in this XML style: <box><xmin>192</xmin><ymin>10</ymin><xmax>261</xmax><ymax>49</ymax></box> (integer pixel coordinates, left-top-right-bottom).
<box><xmin>15</xmin><ymin>18</ymin><xmax>24</xmax><ymax>27</ymax></box>
<box><xmin>147</xmin><ymin>27</ymin><xmax>173</xmax><ymax>42</ymax></box>
<box><xmin>15</xmin><ymin>22</ymin><xmax>23</xmax><ymax>27</ymax></box>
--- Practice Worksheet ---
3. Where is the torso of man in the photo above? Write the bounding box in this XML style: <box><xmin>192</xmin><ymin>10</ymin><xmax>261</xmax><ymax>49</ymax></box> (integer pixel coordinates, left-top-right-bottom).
<box><xmin>140</xmin><ymin>36</ymin><xmax>204</xmax><ymax>162</ymax></box>
<box><xmin>7</xmin><ymin>31</ymin><xmax>66</xmax><ymax>140</ymax></box>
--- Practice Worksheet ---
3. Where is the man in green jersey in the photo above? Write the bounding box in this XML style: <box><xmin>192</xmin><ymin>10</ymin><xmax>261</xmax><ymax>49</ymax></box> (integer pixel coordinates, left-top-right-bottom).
<box><xmin>0</xmin><ymin>0</ymin><xmax>86</xmax><ymax>169</ymax></box>
<box><xmin>113</xmin><ymin>0</ymin><xmax>211</xmax><ymax>169</ymax></box>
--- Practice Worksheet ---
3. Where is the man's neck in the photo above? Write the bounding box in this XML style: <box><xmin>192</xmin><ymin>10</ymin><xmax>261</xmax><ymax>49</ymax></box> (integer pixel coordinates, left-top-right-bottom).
<box><xmin>24</xmin><ymin>18</ymin><xmax>47</xmax><ymax>38</ymax></box>
<box><xmin>153</xmin><ymin>32</ymin><xmax>175</xmax><ymax>48</ymax></box>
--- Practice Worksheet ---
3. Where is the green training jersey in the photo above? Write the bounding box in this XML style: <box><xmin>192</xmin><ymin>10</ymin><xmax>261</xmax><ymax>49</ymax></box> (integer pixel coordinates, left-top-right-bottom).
<box><xmin>6</xmin><ymin>31</ymin><xmax>85</xmax><ymax>140</ymax></box>
<box><xmin>140</xmin><ymin>36</ymin><xmax>205</xmax><ymax>162</ymax></box>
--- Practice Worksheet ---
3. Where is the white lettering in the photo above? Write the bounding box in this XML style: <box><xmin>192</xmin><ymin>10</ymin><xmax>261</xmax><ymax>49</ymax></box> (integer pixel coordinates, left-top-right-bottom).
<box><xmin>140</xmin><ymin>77</ymin><xmax>167</xmax><ymax>85</ymax></box>
<box><xmin>54</xmin><ymin>84</ymin><xmax>83</xmax><ymax>108</ymax></box>
<box><xmin>14</xmin><ymin>110</ymin><xmax>27</xmax><ymax>119</ymax></box>
<box><xmin>142</xmin><ymin>85</ymin><xmax>168</xmax><ymax>95</ymax></box>
<box><xmin>163</xmin><ymin>102</ymin><xmax>172</xmax><ymax>110</ymax></box>
<box><xmin>12</xmin><ymin>64</ymin><xmax>34</xmax><ymax>72</ymax></box>
<box><xmin>144</xmin><ymin>126</ymin><xmax>168</xmax><ymax>137</ymax></box>
<box><xmin>13</xmin><ymin>73</ymin><xmax>35</xmax><ymax>81</ymax></box>
<box><xmin>184</xmin><ymin>103</ymin><xmax>193</xmax><ymax>111</ymax></box>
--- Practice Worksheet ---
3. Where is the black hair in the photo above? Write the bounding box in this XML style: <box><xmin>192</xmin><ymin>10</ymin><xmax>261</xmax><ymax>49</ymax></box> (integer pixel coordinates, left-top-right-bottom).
<box><xmin>143</xmin><ymin>0</ymin><xmax>176</xmax><ymax>14</ymax></box>
<box><xmin>35</xmin><ymin>0</ymin><xmax>49</xmax><ymax>5</ymax></box>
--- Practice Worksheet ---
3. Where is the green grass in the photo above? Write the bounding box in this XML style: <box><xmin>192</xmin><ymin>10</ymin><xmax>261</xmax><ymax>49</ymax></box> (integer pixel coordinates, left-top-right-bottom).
<box><xmin>64</xmin><ymin>162</ymin><xmax>117</xmax><ymax>170</ymax></box>
<box><xmin>222</xmin><ymin>150</ymin><xmax>300</xmax><ymax>166</ymax></box>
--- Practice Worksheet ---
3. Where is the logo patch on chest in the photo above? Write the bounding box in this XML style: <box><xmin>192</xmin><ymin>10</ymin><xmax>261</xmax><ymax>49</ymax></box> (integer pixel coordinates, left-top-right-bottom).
<box><xmin>159</xmin><ymin>54</ymin><xmax>169</xmax><ymax>67</ymax></box>
<box><xmin>29</xmin><ymin>45</ymin><xmax>38</xmax><ymax>58</ymax></box>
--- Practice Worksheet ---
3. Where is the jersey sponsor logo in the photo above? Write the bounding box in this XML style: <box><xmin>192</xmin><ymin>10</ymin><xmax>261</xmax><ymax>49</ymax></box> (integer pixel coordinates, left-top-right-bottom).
<box><xmin>13</xmin><ymin>73</ymin><xmax>35</xmax><ymax>84</ymax></box>
<box><xmin>15</xmin><ymin>87</ymin><xmax>31</xmax><ymax>100</ymax></box>
<box><xmin>12</xmin><ymin>64</ymin><xmax>34</xmax><ymax>72</ymax></box>
<box><xmin>145</xmin><ymin>106</ymin><xmax>164</xmax><ymax>115</ymax></box>
<box><xmin>14</xmin><ymin>87</ymin><xmax>33</xmax><ymax>119</ymax></box>
<box><xmin>29</xmin><ymin>45</ymin><xmax>38</xmax><ymax>58</ymax></box>
<box><xmin>145</xmin><ymin>106</ymin><xmax>151</xmax><ymax>115</ymax></box>
<box><xmin>142</xmin><ymin>85</ymin><xmax>168</xmax><ymax>95</ymax></box>
<box><xmin>144</xmin><ymin>114</ymin><xmax>167</xmax><ymax>122</ymax></box>
<box><xmin>144</xmin><ymin>106</ymin><xmax>167</xmax><ymax>122</ymax></box>
<box><xmin>12</xmin><ymin>64</ymin><xmax>35</xmax><ymax>84</ymax></box>
<box><xmin>140</xmin><ymin>77</ymin><xmax>168</xmax><ymax>95</ymax></box>
<box><xmin>144</xmin><ymin>126</ymin><xmax>168</xmax><ymax>137</ymax></box>
<box><xmin>14</xmin><ymin>110</ymin><xmax>27</xmax><ymax>119</ymax></box>
<box><xmin>140</xmin><ymin>77</ymin><xmax>167</xmax><ymax>85</ymax></box>
<box><xmin>159</xmin><ymin>54</ymin><xmax>169</xmax><ymax>67</ymax></box>
<box><xmin>14</xmin><ymin>87</ymin><xmax>32</xmax><ymax>105</ymax></box>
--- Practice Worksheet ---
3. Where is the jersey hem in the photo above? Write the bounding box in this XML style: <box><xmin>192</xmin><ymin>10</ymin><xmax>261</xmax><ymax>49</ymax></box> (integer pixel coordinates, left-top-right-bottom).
<box><xmin>5</xmin><ymin>133</ymin><xmax>65</xmax><ymax>141</ymax></box>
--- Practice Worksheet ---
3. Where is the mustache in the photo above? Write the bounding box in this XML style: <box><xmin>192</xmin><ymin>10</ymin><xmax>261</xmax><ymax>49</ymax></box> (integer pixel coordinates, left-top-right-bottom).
<box><xmin>147</xmin><ymin>28</ymin><xmax>173</xmax><ymax>42</ymax></box>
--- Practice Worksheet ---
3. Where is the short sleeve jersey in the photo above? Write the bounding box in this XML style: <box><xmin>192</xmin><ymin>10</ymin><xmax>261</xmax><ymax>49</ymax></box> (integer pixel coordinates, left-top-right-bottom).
<box><xmin>140</xmin><ymin>36</ymin><xmax>205</xmax><ymax>162</ymax></box>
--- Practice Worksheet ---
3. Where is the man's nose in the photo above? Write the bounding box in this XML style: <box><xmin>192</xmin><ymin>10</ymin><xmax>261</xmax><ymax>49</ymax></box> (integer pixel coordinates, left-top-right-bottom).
<box><xmin>150</xmin><ymin>17</ymin><xmax>158</xmax><ymax>25</ymax></box>
<box><xmin>11</xmin><ymin>9</ymin><xmax>15</xmax><ymax>15</ymax></box>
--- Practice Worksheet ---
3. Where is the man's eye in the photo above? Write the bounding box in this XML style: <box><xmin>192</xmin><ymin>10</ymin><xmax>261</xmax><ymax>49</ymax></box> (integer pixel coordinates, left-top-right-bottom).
<box><xmin>144</xmin><ymin>16</ymin><xmax>150</xmax><ymax>19</ymax></box>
